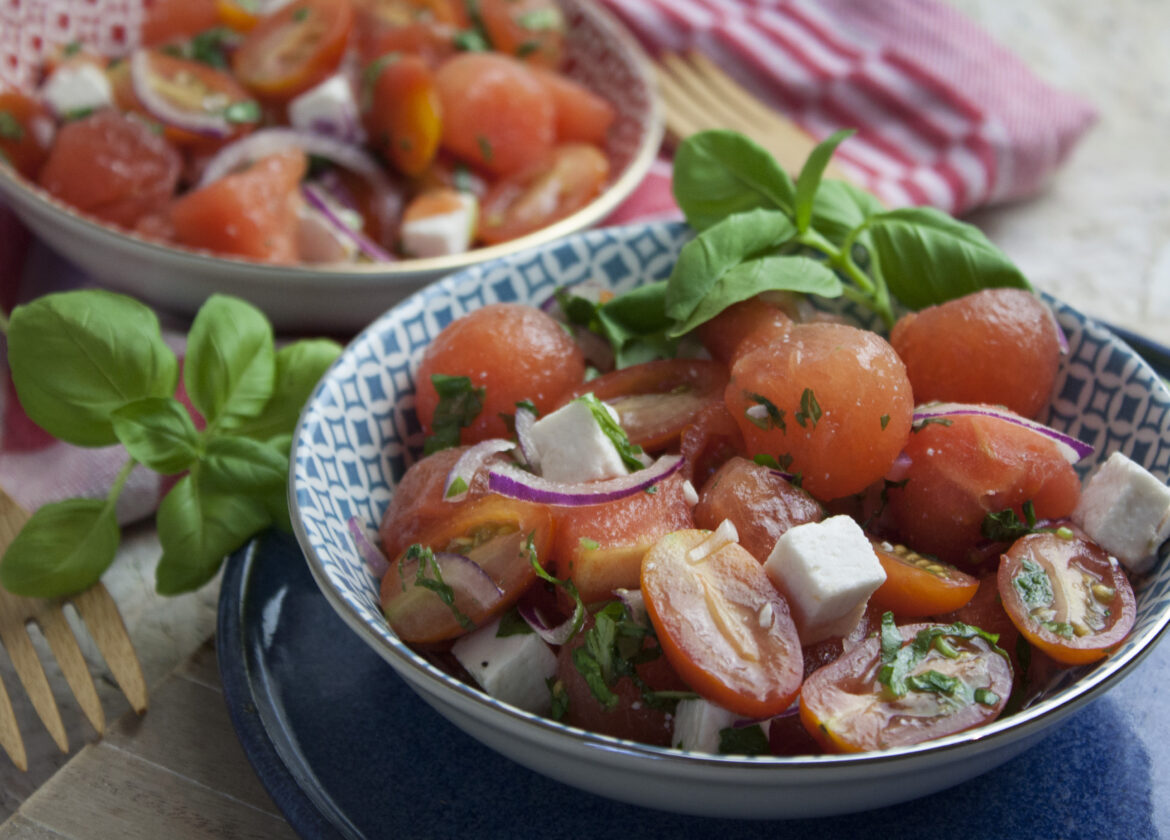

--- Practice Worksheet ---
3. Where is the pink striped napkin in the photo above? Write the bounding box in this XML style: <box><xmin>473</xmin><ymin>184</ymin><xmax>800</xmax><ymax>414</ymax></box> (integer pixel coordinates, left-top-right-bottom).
<box><xmin>0</xmin><ymin>0</ymin><xmax>1095</xmax><ymax>524</ymax></box>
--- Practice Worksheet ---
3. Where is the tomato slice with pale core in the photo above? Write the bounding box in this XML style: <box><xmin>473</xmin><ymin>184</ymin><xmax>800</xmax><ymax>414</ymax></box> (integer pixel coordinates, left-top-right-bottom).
<box><xmin>641</xmin><ymin>529</ymin><xmax>803</xmax><ymax>719</ymax></box>
<box><xmin>998</xmin><ymin>531</ymin><xmax>1136</xmax><ymax>665</ymax></box>
<box><xmin>868</xmin><ymin>539</ymin><xmax>979</xmax><ymax>618</ymax></box>
<box><xmin>232</xmin><ymin>0</ymin><xmax>354</xmax><ymax>101</ymax></box>
<box><xmin>800</xmin><ymin>621</ymin><xmax>1013</xmax><ymax>753</ymax></box>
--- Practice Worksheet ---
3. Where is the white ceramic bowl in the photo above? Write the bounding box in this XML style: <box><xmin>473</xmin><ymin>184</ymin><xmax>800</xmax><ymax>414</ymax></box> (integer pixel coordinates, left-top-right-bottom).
<box><xmin>289</xmin><ymin>221</ymin><xmax>1170</xmax><ymax>819</ymax></box>
<box><xmin>0</xmin><ymin>0</ymin><xmax>661</xmax><ymax>333</ymax></box>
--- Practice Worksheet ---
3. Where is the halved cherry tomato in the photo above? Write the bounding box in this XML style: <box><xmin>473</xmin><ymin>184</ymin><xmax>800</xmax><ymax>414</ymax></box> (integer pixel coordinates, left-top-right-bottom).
<box><xmin>557</xmin><ymin>359</ymin><xmax>728</xmax><ymax>451</ymax></box>
<box><xmin>800</xmin><ymin>620</ymin><xmax>1013</xmax><ymax>753</ymax></box>
<box><xmin>868</xmin><ymin>539</ymin><xmax>979</xmax><ymax>618</ymax></box>
<box><xmin>142</xmin><ymin>0</ymin><xmax>222</xmax><ymax>46</ymax></box>
<box><xmin>693</xmin><ymin>456</ymin><xmax>823</xmax><ymax>564</ymax></box>
<box><xmin>363</xmin><ymin>53</ymin><xmax>442</xmax><ymax>176</ymax></box>
<box><xmin>353</xmin><ymin>0</ymin><xmax>462</xmax><ymax>66</ymax></box>
<box><xmin>121</xmin><ymin>50</ymin><xmax>259</xmax><ymax>147</ymax></box>
<box><xmin>552</xmin><ymin>472</ymin><xmax>694</xmax><ymax>605</ymax></box>
<box><xmin>678</xmin><ymin>400</ymin><xmax>746</xmax><ymax>487</ymax></box>
<box><xmin>0</xmin><ymin>89</ymin><xmax>55</xmax><ymax>179</ymax></box>
<box><xmin>477</xmin><ymin>0</ymin><xmax>566</xmax><ymax>69</ymax></box>
<box><xmin>38</xmin><ymin>110</ymin><xmax>182</xmax><ymax>229</ymax></box>
<box><xmin>232</xmin><ymin>0</ymin><xmax>354</xmax><ymax>101</ymax></box>
<box><xmin>379</xmin><ymin>494</ymin><xmax>554</xmax><ymax>644</ymax></box>
<box><xmin>998</xmin><ymin>531</ymin><xmax>1136</xmax><ymax>665</ymax></box>
<box><xmin>641</xmin><ymin>529</ymin><xmax>803</xmax><ymax>718</ymax></box>
<box><xmin>169</xmin><ymin>148</ymin><xmax>306</xmax><ymax>262</ymax></box>
<box><xmin>478</xmin><ymin>143</ymin><xmax>609</xmax><ymax>245</ymax></box>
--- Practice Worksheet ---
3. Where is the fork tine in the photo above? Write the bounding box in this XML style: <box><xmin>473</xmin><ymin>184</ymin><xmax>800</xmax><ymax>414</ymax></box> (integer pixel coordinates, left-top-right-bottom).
<box><xmin>0</xmin><ymin>591</ymin><xmax>68</xmax><ymax>753</ymax></box>
<box><xmin>0</xmin><ymin>673</ymin><xmax>28</xmax><ymax>771</ymax></box>
<box><xmin>73</xmin><ymin>584</ymin><xmax>147</xmax><ymax>714</ymax></box>
<box><xmin>39</xmin><ymin>606</ymin><xmax>105</xmax><ymax>734</ymax></box>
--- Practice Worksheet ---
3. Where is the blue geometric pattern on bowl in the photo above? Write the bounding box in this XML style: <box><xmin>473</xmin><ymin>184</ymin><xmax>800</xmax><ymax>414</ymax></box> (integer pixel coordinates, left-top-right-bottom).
<box><xmin>291</xmin><ymin>220</ymin><xmax>1170</xmax><ymax>758</ymax></box>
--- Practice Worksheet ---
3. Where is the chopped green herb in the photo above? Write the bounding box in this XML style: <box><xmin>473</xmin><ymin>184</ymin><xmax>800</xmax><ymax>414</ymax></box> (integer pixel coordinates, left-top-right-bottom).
<box><xmin>981</xmin><ymin>500</ymin><xmax>1038</xmax><ymax>542</ymax></box>
<box><xmin>880</xmin><ymin>413</ymin><xmax>890</xmax><ymax>430</ymax></box>
<box><xmin>876</xmin><ymin>612</ymin><xmax>1005</xmax><ymax>698</ymax></box>
<box><xmin>1012</xmin><ymin>557</ymin><xmax>1055</xmax><ymax>611</ymax></box>
<box><xmin>794</xmin><ymin>388</ymin><xmax>821</xmax><ymax>428</ymax></box>
<box><xmin>547</xmin><ymin>677</ymin><xmax>569</xmax><ymax>720</ymax></box>
<box><xmin>61</xmin><ymin>107</ymin><xmax>95</xmax><ymax>122</ymax></box>
<box><xmin>495</xmin><ymin>607</ymin><xmax>534</xmax><ymax>637</ymax></box>
<box><xmin>454</xmin><ymin>28</ymin><xmax>491</xmax><ymax>51</ymax></box>
<box><xmin>514</xmin><ymin>40</ymin><xmax>541</xmax><ymax>58</ymax></box>
<box><xmin>745</xmin><ymin>392</ymin><xmax>786</xmax><ymax>431</ymax></box>
<box><xmin>0</xmin><ymin>111</ymin><xmax>23</xmax><ymax>141</ymax></box>
<box><xmin>476</xmin><ymin>134</ymin><xmax>493</xmax><ymax>162</ymax></box>
<box><xmin>293</xmin><ymin>6</ymin><xmax>310</xmax><ymax>22</ymax></box>
<box><xmin>516</xmin><ymin>8</ymin><xmax>562</xmax><ymax>30</ymax></box>
<box><xmin>399</xmin><ymin>543</ymin><xmax>474</xmax><ymax>630</ymax></box>
<box><xmin>904</xmin><ymin>669</ymin><xmax>961</xmax><ymax>695</ymax></box>
<box><xmin>913</xmin><ymin>416</ymin><xmax>954</xmax><ymax>431</ymax></box>
<box><xmin>974</xmin><ymin>687</ymin><xmax>1000</xmax><ymax>706</ymax></box>
<box><xmin>445</xmin><ymin>476</ymin><xmax>469</xmax><ymax>498</ymax></box>
<box><xmin>718</xmin><ymin>724</ymin><xmax>771</xmax><ymax>756</ymax></box>
<box><xmin>576</xmin><ymin>392</ymin><xmax>645</xmax><ymax>471</ymax></box>
<box><xmin>579</xmin><ymin>537</ymin><xmax>600</xmax><ymax>551</ymax></box>
<box><xmin>424</xmin><ymin>374</ymin><xmax>486</xmax><ymax>455</ymax></box>
<box><xmin>188</xmin><ymin>27</ymin><xmax>238</xmax><ymax>68</ymax></box>
<box><xmin>62</xmin><ymin>41</ymin><xmax>82</xmax><ymax>57</ymax></box>
<box><xmin>223</xmin><ymin>100</ymin><xmax>261</xmax><ymax>124</ymax></box>
<box><xmin>526</xmin><ymin>533</ymin><xmax>586</xmax><ymax>642</ymax></box>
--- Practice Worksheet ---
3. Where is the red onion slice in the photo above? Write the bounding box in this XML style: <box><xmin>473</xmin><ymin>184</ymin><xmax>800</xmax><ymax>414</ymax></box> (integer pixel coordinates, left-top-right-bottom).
<box><xmin>424</xmin><ymin>551</ymin><xmax>505</xmax><ymax>611</ymax></box>
<box><xmin>443</xmin><ymin>439</ymin><xmax>516</xmax><ymax>502</ymax></box>
<box><xmin>301</xmin><ymin>183</ymin><xmax>395</xmax><ymax>263</ymax></box>
<box><xmin>198</xmin><ymin>127</ymin><xmax>389</xmax><ymax>188</ymax></box>
<box><xmin>130</xmin><ymin>49</ymin><xmax>234</xmax><ymax>140</ymax></box>
<box><xmin>347</xmin><ymin>517</ymin><xmax>389</xmax><ymax>576</ymax></box>
<box><xmin>912</xmin><ymin>402</ymin><xmax>1094</xmax><ymax>464</ymax></box>
<box><xmin>517</xmin><ymin>602</ymin><xmax>578</xmax><ymax>645</ymax></box>
<box><xmin>487</xmin><ymin>454</ymin><xmax>684</xmax><ymax>507</ymax></box>
<box><xmin>514</xmin><ymin>405</ymin><xmax>539</xmax><ymax>471</ymax></box>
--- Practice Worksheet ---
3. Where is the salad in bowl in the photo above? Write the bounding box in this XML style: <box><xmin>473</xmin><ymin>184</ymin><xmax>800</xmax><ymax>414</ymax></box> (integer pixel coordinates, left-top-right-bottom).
<box><xmin>290</xmin><ymin>131</ymin><xmax>1170</xmax><ymax>817</ymax></box>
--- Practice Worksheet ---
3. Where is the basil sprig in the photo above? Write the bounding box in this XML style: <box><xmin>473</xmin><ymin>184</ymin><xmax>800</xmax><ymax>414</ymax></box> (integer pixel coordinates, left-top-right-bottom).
<box><xmin>0</xmin><ymin>290</ymin><xmax>341</xmax><ymax>597</ymax></box>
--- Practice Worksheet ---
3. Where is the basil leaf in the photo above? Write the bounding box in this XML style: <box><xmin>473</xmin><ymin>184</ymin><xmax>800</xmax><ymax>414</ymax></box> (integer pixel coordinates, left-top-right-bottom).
<box><xmin>669</xmin><ymin>253</ymin><xmax>842</xmax><ymax>337</ymax></box>
<box><xmin>718</xmin><ymin>724</ymin><xmax>771</xmax><ymax>756</ymax></box>
<box><xmin>184</xmin><ymin>294</ymin><xmax>276</xmax><ymax>427</ymax></box>
<box><xmin>200</xmin><ymin>435</ymin><xmax>288</xmax><ymax>494</ymax></box>
<box><xmin>793</xmin><ymin>129</ymin><xmax>855</xmax><ymax>233</ymax></box>
<box><xmin>231</xmin><ymin>338</ymin><xmax>342</xmax><ymax>442</ymax></box>
<box><xmin>7</xmin><ymin>290</ymin><xmax>178</xmax><ymax>446</ymax></box>
<box><xmin>424</xmin><ymin>374</ymin><xmax>485</xmax><ymax>454</ymax></box>
<box><xmin>595</xmin><ymin>281</ymin><xmax>677</xmax><ymax>367</ymax></box>
<box><xmin>155</xmin><ymin>472</ymin><xmax>272</xmax><ymax>595</ymax></box>
<box><xmin>810</xmin><ymin>178</ymin><xmax>885</xmax><ymax>247</ymax></box>
<box><xmin>0</xmin><ymin>498</ymin><xmax>119</xmax><ymax>597</ymax></box>
<box><xmin>671</xmin><ymin>130</ymin><xmax>796</xmax><ymax>231</ymax></box>
<box><xmin>867</xmin><ymin>207</ymin><xmax>1032</xmax><ymax>310</ymax></box>
<box><xmin>110</xmin><ymin>397</ymin><xmax>200</xmax><ymax>474</ymax></box>
<box><xmin>665</xmin><ymin>208</ymin><xmax>799</xmax><ymax>325</ymax></box>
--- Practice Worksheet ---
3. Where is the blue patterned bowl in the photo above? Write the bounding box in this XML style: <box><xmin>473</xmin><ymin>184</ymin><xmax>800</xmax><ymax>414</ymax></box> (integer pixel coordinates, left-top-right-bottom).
<box><xmin>290</xmin><ymin>220</ymin><xmax>1170</xmax><ymax>819</ymax></box>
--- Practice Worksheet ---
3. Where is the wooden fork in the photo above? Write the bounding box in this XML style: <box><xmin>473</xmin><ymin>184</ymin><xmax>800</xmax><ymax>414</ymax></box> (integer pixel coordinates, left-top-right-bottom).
<box><xmin>654</xmin><ymin>50</ymin><xmax>856</xmax><ymax>183</ymax></box>
<box><xmin>0</xmin><ymin>486</ymin><xmax>147</xmax><ymax>771</ymax></box>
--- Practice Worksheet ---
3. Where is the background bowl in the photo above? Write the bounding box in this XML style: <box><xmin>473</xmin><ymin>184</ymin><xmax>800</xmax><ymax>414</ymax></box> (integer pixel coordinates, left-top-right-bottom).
<box><xmin>290</xmin><ymin>220</ymin><xmax>1170</xmax><ymax>819</ymax></box>
<box><xmin>0</xmin><ymin>0</ymin><xmax>661</xmax><ymax>333</ymax></box>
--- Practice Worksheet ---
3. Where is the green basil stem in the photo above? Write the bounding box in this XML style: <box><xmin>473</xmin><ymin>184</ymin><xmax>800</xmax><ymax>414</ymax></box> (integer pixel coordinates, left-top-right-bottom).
<box><xmin>797</xmin><ymin>227</ymin><xmax>894</xmax><ymax>328</ymax></box>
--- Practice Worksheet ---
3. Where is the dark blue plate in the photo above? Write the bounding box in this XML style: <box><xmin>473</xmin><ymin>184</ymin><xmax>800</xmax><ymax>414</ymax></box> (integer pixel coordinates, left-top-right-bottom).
<box><xmin>218</xmin><ymin>528</ymin><xmax>1169</xmax><ymax>840</ymax></box>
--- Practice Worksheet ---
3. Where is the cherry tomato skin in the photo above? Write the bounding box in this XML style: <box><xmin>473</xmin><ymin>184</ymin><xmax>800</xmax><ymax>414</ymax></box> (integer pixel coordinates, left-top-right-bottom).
<box><xmin>477</xmin><ymin>0</ymin><xmax>566</xmax><ymax>69</ymax></box>
<box><xmin>886</xmin><ymin>412</ymin><xmax>1082</xmax><ymax>566</ymax></box>
<box><xmin>364</xmin><ymin>53</ymin><xmax>442</xmax><ymax>176</ymax></box>
<box><xmin>38</xmin><ymin>110</ymin><xmax>182</xmax><ymax>230</ymax></box>
<box><xmin>142</xmin><ymin>0</ymin><xmax>222</xmax><ymax>46</ymax></box>
<box><xmin>477</xmin><ymin>143</ymin><xmax>609</xmax><ymax>245</ymax></box>
<box><xmin>434</xmin><ymin>52</ymin><xmax>555</xmax><ymax>176</ymax></box>
<box><xmin>414</xmin><ymin>303</ymin><xmax>586</xmax><ymax>444</ymax></box>
<box><xmin>0</xmin><ymin>89</ymin><xmax>55</xmax><ymax>179</ymax></box>
<box><xmin>891</xmin><ymin>288</ymin><xmax>1062</xmax><ymax>420</ymax></box>
<box><xmin>531</xmin><ymin>68</ymin><xmax>616</xmax><ymax>146</ymax></box>
<box><xmin>800</xmin><ymin>622</ymin><xmax>1013</xmax><ymax>753</ymax></box>
<box><xmin>693</xmin><ymin>456</ymin><xmax>823</xmax><ymax>564</ymax></box>
<box><xmin>232</xmin><ymin>0</ymin><xmax>354</xmax><ymax>101</ymax></box>
<box><xmin>557</xmin><ymin>359</ymin><xmax>729</xmax><ymax>452</ymax></box>
<box><xmin>552</xmin><ymin>473</ymin><xmax>695</xmax><ymax>605</ymax></box>
<box><xmin>998</xmin><ymin>532</ymin><xmax>1136</xmax><ymax>665</ymax></box>
<box><xmin>380</xmin><ymin>494</ymin><xmax>554</xmax><ymax>644</ymax></box>
<box><xmin>353</xmin><ymin>0</ymin><xmax>462</xmax><ymax>66</ymax></box>
<box><xmin>868</xmin><ymin>539</ymin><xmax>979</xmax><ymax>618</ymax></box>
<box><xmin>641</xmin><ymin>529</ymin><xmax>804</xmax><ymax>719</ymax></box>
<box><xmin>169</xmin><ymin>148</ymin><xmax>306</xmax><ymax>263</ymax></box>
<box><xmin>725</xmin><ymin>322</ymin><xmax>914</xmax><ymax>501</ymax></box>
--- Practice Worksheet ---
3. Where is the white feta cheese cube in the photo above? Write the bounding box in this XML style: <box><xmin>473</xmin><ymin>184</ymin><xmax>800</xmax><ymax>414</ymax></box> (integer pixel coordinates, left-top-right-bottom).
<box><xmin>528</xmin><ymin>397</ymin><xmax>629</xmax><ymax>484</ymax></box>
<box><xmin>400</xmin><ymin>192</ymin><xmax>478</xmax><ymax>258</ymax></box>
<box><xmin>40</xmin><ymin>62</ymin><xmax>113</xmax><ymax>118</ymax></box>
<box><xmin>287</xmin><ymin>74</ymin><xmax>364</xmax><ymax>143</ymax></box>
<box><xmin>1072</xmin><ymin>450</ymin><xmax>1170</xmax><ymax>573</ymax></box>
<box><xmin>764</xmin><ymin>515</ymin><xmax>886</xmax><ymax>644</ymax></box>
<box><xmin>451</xmin><ymin>617</ymin><xmax>558</xmax><ymax>714</ymax></box>
<box><xmin>672</xmin><ymin>698</ymin><xmax>770</xmax><ymax>754</ymax></box>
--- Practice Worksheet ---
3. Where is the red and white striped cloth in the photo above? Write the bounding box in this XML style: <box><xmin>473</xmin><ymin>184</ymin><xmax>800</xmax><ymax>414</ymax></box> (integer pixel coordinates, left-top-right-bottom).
<box><xmin>0</xmin><ymin>0</ymin><xmax>1095</xmax><ymax>523</ymax></box>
